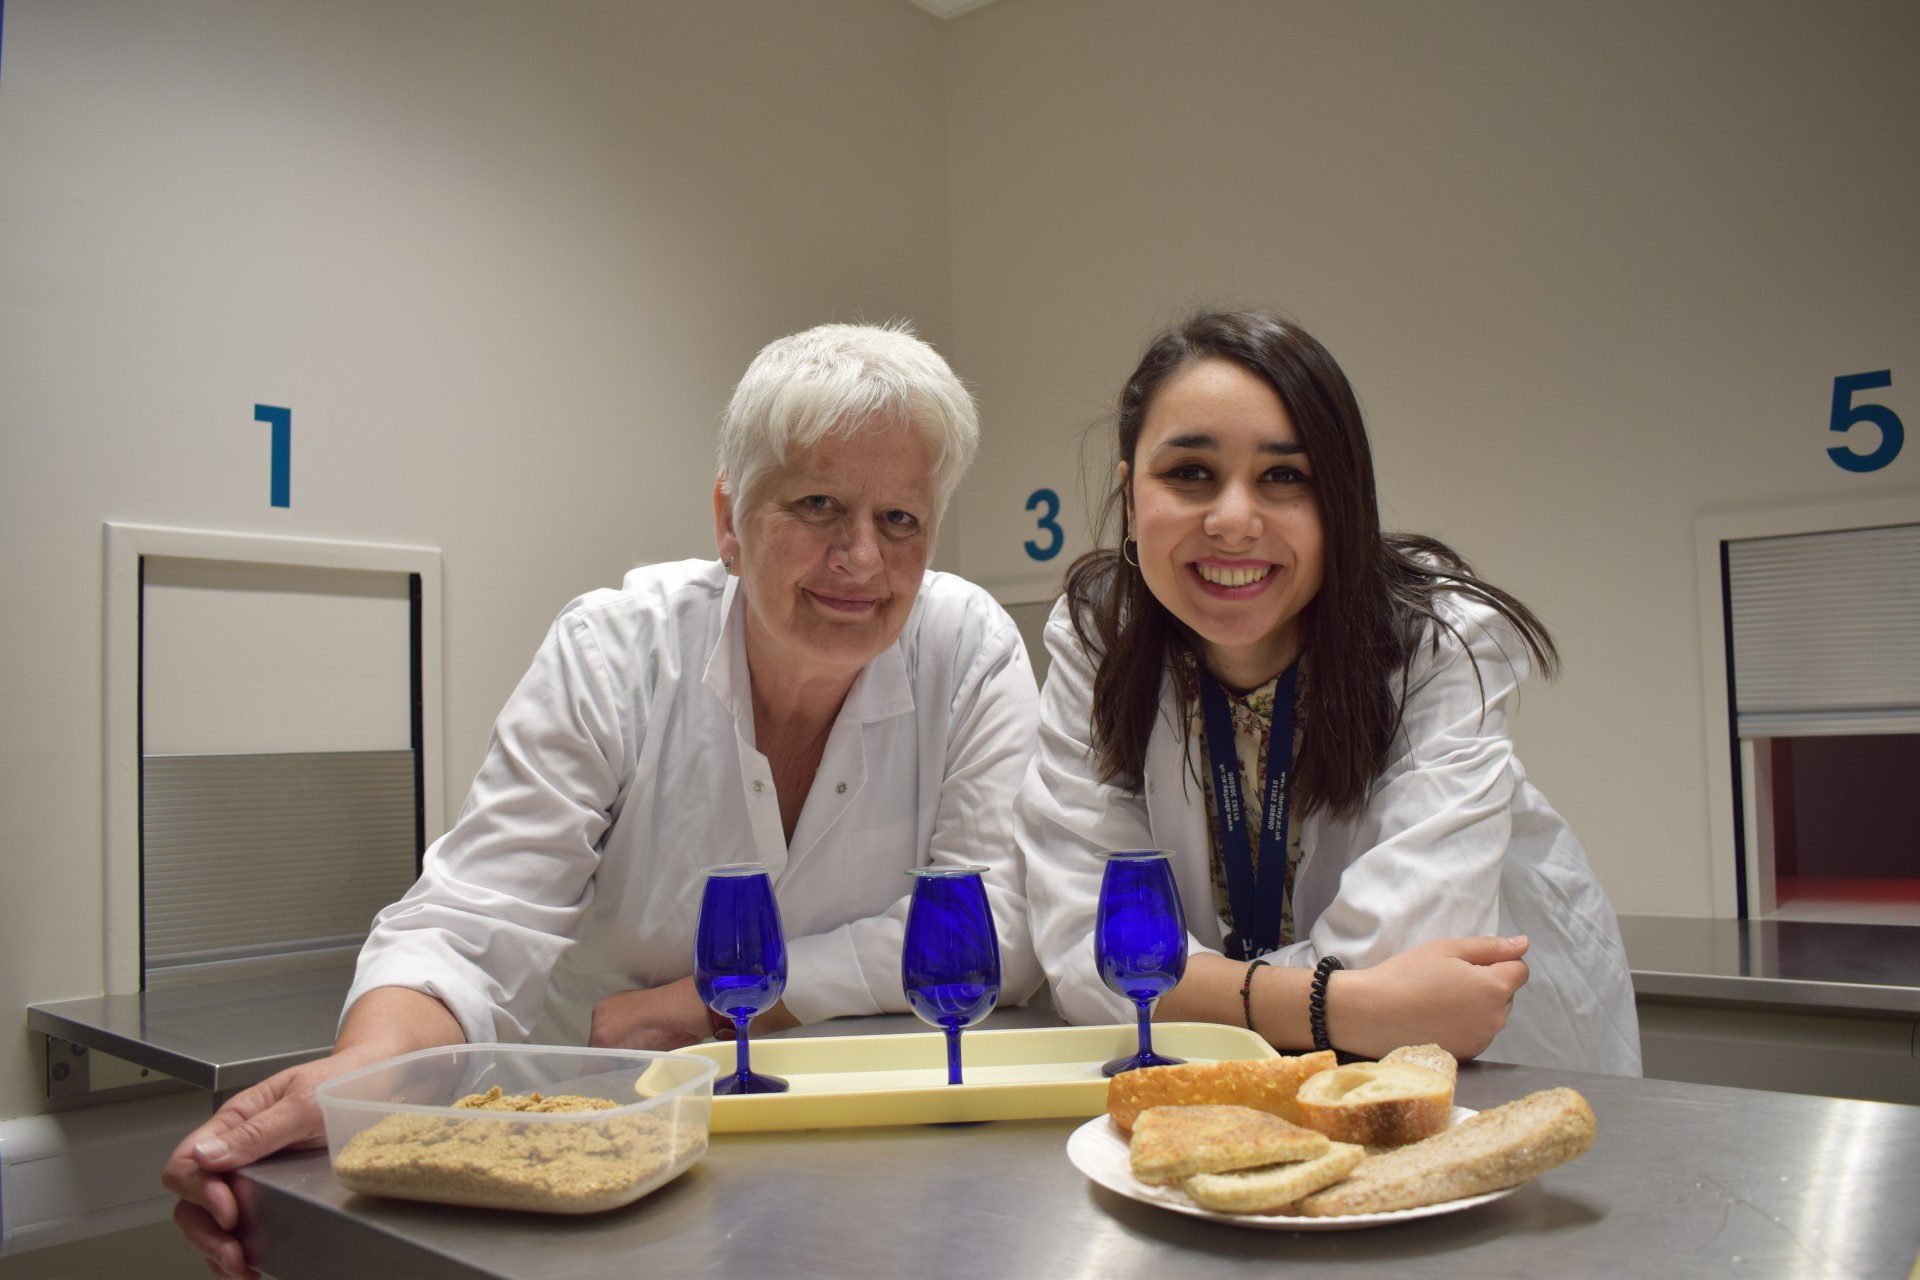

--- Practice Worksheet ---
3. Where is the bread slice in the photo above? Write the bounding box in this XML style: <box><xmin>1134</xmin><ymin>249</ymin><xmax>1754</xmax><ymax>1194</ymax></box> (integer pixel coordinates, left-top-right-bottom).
<box><xmin>1380</xmin><ymin>1043</ymin><xmax>1458</xmax><ymax>1089</ymax></box>
<box><xmin>1128</xmin><ymin>1105</ymin><xmax>1332</xmax><ymax>1185</ymax></box>
<box><xmin>1294</xmin><ymin>1061</ymin><xmax>1454</xmax><ymax>1147</ymax></box>
<box><xmin>1181</xmin><ymin>1141</ymin><xmax>1366</xmax><ymax>1214</ymax></box>
<box><xmin>1107</xmin><ymin>1051</ymin><xmax>1337</xmax><ymax>1133</ymax></box>
<box><xmin>1296</xmin><ymin>1087</ymin><xmax>1597</xmax><ymax>1216</ymax></box>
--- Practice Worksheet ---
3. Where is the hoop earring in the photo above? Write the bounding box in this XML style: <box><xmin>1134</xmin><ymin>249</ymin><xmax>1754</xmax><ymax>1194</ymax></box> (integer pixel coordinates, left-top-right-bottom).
<box><xmin>1121</xmin><ymin>538</ymin><xmax>1140</xmax><ymax>568</ymax></box>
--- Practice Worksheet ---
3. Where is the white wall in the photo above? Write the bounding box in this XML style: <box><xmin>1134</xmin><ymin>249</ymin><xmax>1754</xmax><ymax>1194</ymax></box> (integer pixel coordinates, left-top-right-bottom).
<box><xmin>4</xmin><ymin>0</ymin><xmax>1917</xmax><ymax>1133</ymax></box>
<box><xmin>0</xmin><ymin>0</ymin><xmax>952</xmax><ymax>1121</ymax></box>
<box><xmin>943</xmin><ymin>0</ymin><xmax>1920</xmax><ymax>917</ymax></box>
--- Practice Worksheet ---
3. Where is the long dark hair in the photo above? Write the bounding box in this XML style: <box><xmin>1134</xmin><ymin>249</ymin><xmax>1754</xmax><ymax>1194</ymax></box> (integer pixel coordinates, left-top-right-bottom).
<box><xmin>1065</xmin><ymin>309</ymin><xmax>1557</xmax><ymax>816</ymax></box>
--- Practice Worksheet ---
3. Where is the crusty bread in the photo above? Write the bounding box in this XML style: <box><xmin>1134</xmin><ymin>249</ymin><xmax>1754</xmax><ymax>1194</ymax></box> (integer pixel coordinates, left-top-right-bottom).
<box><xmin>1296</xmin><ymin>1087</ymin><xmax>1597</xmax><ymax>1216</ymax></box>
<box><xmin>1294</xmin><ymin>1061</ymin><xmax>1454</xmax><ymax>1148</ymax></box>
<box><xmin>1128</xmin><ymin>1105</ymin><xmax>1332</xmax><ymax>1185</ymax></box>
<box><xmin>1181</xmin><ymin>1141</ymin><xmax>1366</xmax><ymax>1213</ymax></box>
<box><xmin>1107</xmin><ymin>1051</ymin><xmax>1337</xmax><ymax>1133</ymax></box>
<box><xmin>1379</xmin><ymin>1043</ymin><xmax>1458</xmax><ymax>1089</ymax></box>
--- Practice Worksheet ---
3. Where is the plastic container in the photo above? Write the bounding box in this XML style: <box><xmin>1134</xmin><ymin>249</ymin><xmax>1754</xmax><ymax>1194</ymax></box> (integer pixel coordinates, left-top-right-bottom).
<box><xmin>316</xmin><ymin>1044</ymin><xmax>718</xmax><ymax>1213</ymax></box>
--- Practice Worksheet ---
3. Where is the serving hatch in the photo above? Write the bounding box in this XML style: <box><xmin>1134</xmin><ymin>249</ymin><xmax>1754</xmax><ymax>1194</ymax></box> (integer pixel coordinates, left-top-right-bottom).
<box><xmin>670</xmin><ymin>1021</ymin><xmax>1273</xmax><ymax>1132</ymax></box>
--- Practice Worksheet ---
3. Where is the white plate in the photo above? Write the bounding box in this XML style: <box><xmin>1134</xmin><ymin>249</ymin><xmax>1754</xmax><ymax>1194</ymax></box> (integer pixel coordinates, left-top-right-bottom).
<box><xmin>1065</xmin><ymin>1107</ymin><xmax>1516</xmax><ymax>1231</ymax></box>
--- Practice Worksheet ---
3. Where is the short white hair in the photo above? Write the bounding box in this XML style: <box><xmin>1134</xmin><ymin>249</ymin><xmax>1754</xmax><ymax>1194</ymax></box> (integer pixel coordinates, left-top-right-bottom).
<box><xmin>717</xmin><ymin>321</ymin><xmax>979</xmax><ymax>529</ymax></box>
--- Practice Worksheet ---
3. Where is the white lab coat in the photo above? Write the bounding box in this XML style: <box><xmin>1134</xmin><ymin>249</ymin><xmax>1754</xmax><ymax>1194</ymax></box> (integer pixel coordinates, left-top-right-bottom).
<box><xmin>349</xmin><ymin>559</ymin><xmax>1043</xmax><ymax>1045</ymax></box>
<box><xmin>1020</xmin><ymin>593</ymin><xmax>1642</xmax><ymax>1076</ymax></box>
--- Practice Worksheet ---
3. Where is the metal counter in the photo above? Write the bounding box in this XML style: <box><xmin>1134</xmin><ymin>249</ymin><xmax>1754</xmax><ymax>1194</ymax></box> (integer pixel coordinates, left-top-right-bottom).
<box><xmin>235</xmin><ymin>1052</ymin><xmax>1920</xmax><ymax>1279</ymax></box>
<box><xmin>1617</xmin><ymin>913</ymin><xmax>1920</xmax><ymax>1016</ymax></box>
<box><xmin>26</xmin><ymin>962</ymin><xmax>352</xmax><ymax>1096</ymax></box>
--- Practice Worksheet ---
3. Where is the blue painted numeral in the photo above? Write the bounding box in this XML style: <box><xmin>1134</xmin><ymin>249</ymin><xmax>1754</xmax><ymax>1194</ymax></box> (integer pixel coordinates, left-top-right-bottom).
<box><xmin>1025</xmin><ymin>487</ymin><xmax>1064</xmax><ymax>561</ymax></box>
<box><xmin>255</xmin><ymin>404</ymin><xmax>291</xmax><ymax>506</ymax></box>
<box><xmin>1827</xmin><ymin>373</ymin><xmax>1902</xmax><ymax>473</ymax></box>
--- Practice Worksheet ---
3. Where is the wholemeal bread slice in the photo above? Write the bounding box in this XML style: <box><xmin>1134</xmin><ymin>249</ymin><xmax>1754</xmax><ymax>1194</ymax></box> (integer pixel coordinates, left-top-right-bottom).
<box><xmin>1294</xmin><ymin>1061</ymin><xmax>1454</xmax><ymax>1147</ymax></box>
<box><xmin>1181</xmin><ymin>1141</ymin><xmax>1366</xmax><ymax>1214</ymax></box>
<box><xmin>1128</xmin><ymin>1105</ymin><xmax>1332</xmax><ymax>1185</ymax></box>
<box><xmin>1380</xmin><ymin>1043</ymin><xmax>1459</xmax><ymax>1089</ymax></box>
<box><xmin>1296</xmin><ymin>1087</ymin><xmax>1597</xmax><ymax>1216</ymax></box>
<box><xmin>1107</xmin><ymin>1051</ymin><xmax>1337</xmax><ymax>1133</ymax></box>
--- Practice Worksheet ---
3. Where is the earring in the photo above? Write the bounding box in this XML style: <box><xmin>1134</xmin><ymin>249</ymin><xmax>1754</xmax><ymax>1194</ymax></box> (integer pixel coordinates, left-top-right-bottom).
<box><xmin>1121</xmin><ymin>538</ymin><xmax>1140</xmax><ymax>568</ymax></box>
<box><xmin>724</xmin><ymin>555</ymin><xmax>735</xmax><ymax>574</ymax></box>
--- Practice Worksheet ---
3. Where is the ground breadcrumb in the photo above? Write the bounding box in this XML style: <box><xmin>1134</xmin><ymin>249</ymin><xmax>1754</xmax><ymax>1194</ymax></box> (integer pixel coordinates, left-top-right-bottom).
<box><xmin>333</xmin><ymin>1086</ymin><xmax>703</xmax><ymax>1212</ymax></box>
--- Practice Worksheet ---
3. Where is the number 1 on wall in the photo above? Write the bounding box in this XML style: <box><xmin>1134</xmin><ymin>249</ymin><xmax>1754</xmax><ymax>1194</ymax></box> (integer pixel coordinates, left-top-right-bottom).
<box><xmin>255</xmin><ymin>404</ymin><xmax>291</xmax><ymax>507</ymax></box>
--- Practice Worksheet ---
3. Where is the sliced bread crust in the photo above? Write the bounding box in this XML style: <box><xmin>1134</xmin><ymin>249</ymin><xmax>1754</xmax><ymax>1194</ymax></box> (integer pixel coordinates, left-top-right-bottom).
<box><xmin>1107</xmin><ymin>1051</ymin><xmax>1337</xmax><ymax>1133</ymax></box>
<box><xmin>1181</xmin><ymin>1141</ymin><xmax>1366</xmax><ymax>1214</ymax></box>
<box><xmin>1295</xmin><ymin>1061</ymin><xmax>1455</xmax><ymax>1147</ymax></box>
<box><xmin>1128</xmin><ymin>1105</ymin><xmax>1332</xmax><ymax>1185</ymax></box>
<box><xmin>1379</xmin><ymin>1042</ymin><xmax>1459</xmax><ymax>1088</ymax></box>
<box><xmin>1296</xmin><ymin>1087</ymin><xmax>1597</xmax><ymax>1216</ymax></box>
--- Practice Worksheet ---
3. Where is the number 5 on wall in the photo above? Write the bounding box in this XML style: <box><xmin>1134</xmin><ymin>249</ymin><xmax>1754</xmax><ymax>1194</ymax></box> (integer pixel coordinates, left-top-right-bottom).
<box><xmin>1828</xmin><ymin>373</ymin><xmax>1902</xmax><ymax>473</ymax></box>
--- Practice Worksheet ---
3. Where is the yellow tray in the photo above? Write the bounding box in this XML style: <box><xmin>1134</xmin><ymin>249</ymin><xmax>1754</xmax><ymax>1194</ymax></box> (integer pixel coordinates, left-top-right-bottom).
<box><xmin>671</xmin><ymin>1022</ymin><xmax>1275</xmax><ymax>1132</ymax></box>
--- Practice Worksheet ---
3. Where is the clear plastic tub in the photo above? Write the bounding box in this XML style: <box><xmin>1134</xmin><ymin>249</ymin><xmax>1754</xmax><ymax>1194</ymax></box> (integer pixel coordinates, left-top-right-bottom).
<box><xmin>316</xmin><ymin>1044</ymin><xmax>718</xmax><ymax>1213</ymax></box>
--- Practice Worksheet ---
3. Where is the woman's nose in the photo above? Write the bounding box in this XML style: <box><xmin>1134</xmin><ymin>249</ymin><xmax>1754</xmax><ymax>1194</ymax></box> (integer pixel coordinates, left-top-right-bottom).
<box><xmin>833</xmin><ymin>515</ymin><xmax>883</xmax><ymax>575</ymax></box>
<box><xmin>1203</xmin><ymin>480</ymin><xmax>1261</xmax><ymax>542</ymax></box>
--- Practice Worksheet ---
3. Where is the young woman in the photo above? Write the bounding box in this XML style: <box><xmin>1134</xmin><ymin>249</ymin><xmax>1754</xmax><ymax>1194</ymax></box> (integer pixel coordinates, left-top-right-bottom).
<box><xmin>1019</xmin><ymin>309</ymin><xmax>1640</xmax><ymax>1075</ymax></box>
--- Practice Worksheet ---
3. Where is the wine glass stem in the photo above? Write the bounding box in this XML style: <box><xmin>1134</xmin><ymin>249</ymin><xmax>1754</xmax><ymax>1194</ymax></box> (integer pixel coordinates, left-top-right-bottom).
<box><xmin>1135</xmin><ymin>999</ymin><xmax>1155</xmax><ymax>1061</ymax></box>
<box><xmin>944</xmin><ymin>1024</ymin><xmax>964</xmax><ymax>1086</ymax></box>
<box><xmin>733</xmin><ymin>1012</ymin><xmax>754</xmax><ymax>1084</ymax></box>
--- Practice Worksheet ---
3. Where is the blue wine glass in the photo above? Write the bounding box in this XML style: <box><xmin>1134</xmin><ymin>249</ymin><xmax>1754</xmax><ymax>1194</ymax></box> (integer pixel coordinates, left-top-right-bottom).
<box><xmin>901</xmin><ymin>866</ymin><xmax>1001</xmax><ymax>1086</ymax></box>
<box><xmin>693</xmin><ymin>863</ymin><xmax>789</xmax><ymax>1096</ymax></box>
<box><xmin>1096</xmin><ymin>849</ymin><xmax>1189</xmax><ymax>1077</ymax></box>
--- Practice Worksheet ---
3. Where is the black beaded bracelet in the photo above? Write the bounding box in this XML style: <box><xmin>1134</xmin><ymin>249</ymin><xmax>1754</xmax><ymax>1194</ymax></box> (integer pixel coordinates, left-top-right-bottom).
<box><xmin>1309</xmin><ymin>955</ymin><xmax>1344</xmax><ymax>1052</ymax></box>
<box><xmin>1239</xmin><ymin>958</ymin><xmax>1269</xmax><ymax>1031</ymax></box>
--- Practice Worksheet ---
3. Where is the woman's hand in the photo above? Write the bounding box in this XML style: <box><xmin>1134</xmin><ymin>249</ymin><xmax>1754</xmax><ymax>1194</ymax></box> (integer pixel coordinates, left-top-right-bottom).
<box><xmin>163</xmin><ymin>987</ymin><xmax>461</xmax><ymax>1278</ymax></box>
<box><xmin>1331</xmin><ymin>935</ymin><xmax>1531</xmax><ymax>1061</ymax></box>
<box><xmin>589</xmin><ymin>977</ymin><xmax>798</xmax><ymax>1049</ymax></box>
<box><xmin>162</xmin><ymin>1049</ymin><xmax>374</xmax><ymax>1278</ymax></box>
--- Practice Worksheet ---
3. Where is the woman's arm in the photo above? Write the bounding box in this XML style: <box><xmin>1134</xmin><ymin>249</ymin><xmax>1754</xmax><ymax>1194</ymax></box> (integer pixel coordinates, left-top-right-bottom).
<box><xmin>1157</xmin><ymin>937</ymin><xmax>1530</xmax><ymax>1060</ymax></box>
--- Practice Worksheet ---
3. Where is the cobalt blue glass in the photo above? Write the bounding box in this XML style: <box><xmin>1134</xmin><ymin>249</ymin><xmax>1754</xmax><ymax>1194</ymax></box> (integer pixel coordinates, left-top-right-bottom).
<box><xmin>1096</xmin><ymin>849</ymin><xmax>1189</xmax><ymax>1077</ymax></box>
<box><xmin>693</xmin><ymin>863</ymin><xmax>790</xmax><ymax>1096</ymax></box>
<box><xmin>901</xmin><ymin>866</ymin><xmax>1001</xmax><ymax>1086</ymax></box>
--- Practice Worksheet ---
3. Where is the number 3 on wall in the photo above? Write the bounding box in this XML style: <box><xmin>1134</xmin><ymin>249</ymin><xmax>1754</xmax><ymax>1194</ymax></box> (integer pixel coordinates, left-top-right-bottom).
<box><xmin>1024</xmin><ymin>487</ymin><xmax>1064</xmax><ymax>561</ymax></box>
<box><xmin>1828</xmin><ymin>372</ymin><xmax>1903</xmax><ymax>473</ymax></box>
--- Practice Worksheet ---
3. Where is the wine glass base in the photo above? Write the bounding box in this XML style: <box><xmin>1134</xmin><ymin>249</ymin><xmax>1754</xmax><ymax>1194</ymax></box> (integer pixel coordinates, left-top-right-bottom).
<box><xmin>714</xmin><ymin>1071</ymin><xmax>789</xmax><ymax>1095</ymax></box>
<box><xmin>1101</xmin><ymin>1051</ymin><xmax>1187</xmax><ymax>1078</ymax></box>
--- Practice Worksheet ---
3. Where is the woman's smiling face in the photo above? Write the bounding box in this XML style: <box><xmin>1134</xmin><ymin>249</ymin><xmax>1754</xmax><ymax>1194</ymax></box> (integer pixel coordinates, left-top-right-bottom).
<box><xmin>718</xmin><ymin>418</ymin><xmax>935</xmax><ymax>695</ymax></box>
<box><xmin>1123</xmin><ymin>357</ymin><xmax>1325</xmax><ymax>691</ymax></box>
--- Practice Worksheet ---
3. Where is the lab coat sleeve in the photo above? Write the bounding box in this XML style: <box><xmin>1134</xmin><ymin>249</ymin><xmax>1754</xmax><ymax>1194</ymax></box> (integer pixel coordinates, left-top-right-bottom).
<box><xmin>1017</xmin><ymin>601</ymin><xmax>1158</xmax><ymax>1026</ymax></box>
<box><xmin>1274</xmin><ymin>594</ymin><xmax>1528</xmax><ymax>970</ymax></box>
<box><xmin>346</xmin><ymin>606</ymin><xmax>629</xmax><ymax>1043</ymax></box>
<box><xmin>779</xmin><ymin>615</ymin><xmax>1043</xmax><ymax>1023</ymax></box>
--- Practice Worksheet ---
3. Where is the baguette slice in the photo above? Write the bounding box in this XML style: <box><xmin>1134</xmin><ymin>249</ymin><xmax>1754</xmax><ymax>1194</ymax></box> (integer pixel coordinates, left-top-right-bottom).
<box><xmin>1182</xmin><ymin>1141</ymin><xmax>1366</xmax><ymax>1214</ymax></box>
<box><xmin>1380</xmin><ymin>1043</ymin><xmax>1459</xmax><ymax>1089</ymax></box>
<box><xmin>1129</xmin><ymin>1105</ymin><xmax>1331</xmax><ymax>1185</ymax></box>
<box><xmin>1295</xmin><ymin>1061</ymin><xmax>1454</xmax><ymax>1147</ymax></box>
<box><xmin>1296</xmin><ymin>1087</ymin><xmax>1597</xmax><ymax>1217</ymax></box>
<box><xmin>1107</xmin><ymin>1051</ymin><xmax>1337</xmax><ymax>1133</ymax></box>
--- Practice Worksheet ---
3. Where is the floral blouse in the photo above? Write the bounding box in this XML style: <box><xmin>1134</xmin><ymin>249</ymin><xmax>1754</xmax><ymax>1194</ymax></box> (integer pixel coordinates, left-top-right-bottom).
<box><xmin>1172</xmin><ymin>645</ymin><xmax>1308</xmax><ymax>956</ymax></box>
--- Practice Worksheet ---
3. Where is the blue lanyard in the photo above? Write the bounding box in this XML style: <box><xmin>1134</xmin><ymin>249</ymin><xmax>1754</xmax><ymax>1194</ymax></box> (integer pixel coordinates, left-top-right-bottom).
<box><xmin>1195</xmin><ymin>660</ymin><xmax>1299</xmax><ymax>961</ymax></box>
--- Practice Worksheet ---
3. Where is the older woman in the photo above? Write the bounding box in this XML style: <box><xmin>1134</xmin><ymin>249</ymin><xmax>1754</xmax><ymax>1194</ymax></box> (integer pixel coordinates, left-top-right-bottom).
<box><xmin>1020</xmin><ymin>309</ymin><xmax>1640</xmax><ymax>1075</ymax></box>
<box><xmin>166</xmin><ymin>322</ymin><xmax>1041</xmax><ymax>1276</ymax></box>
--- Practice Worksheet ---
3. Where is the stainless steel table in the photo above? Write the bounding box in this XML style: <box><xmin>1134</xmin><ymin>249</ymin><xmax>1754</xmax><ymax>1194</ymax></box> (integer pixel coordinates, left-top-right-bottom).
<box><xmin>235</xmin><ymin>1047</ymin><xmax>1920</xmax><ymax>1278</ymax></box>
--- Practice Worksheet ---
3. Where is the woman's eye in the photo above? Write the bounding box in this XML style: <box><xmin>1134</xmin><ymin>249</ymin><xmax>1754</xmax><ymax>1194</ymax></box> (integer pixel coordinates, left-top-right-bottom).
<box><xmin>799</xmin><ymin>494</ymin><xmax>835</xmax><ymax>512</ymax></box>
<box><xmin>1162</xmin><ymin>464</ymin><xmax>1212</xmax><ymax>483</ymax></box>
<box><xmin>882</xmin><ymin>509</ymin><xmax>921</xmax><ymax>532</ymax></box>
<box><xmin>1264</xmin><ymin>466</ymin><xmax>1311</xmax><ymax>485</ymax></box>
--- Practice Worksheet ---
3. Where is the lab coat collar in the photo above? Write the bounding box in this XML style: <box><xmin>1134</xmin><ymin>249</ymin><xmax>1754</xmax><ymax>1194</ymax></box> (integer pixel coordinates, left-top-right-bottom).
<box><xmin>701</xmin><ymin>573</ymin><xmax>916</xmax><ymax>728</ymax></box>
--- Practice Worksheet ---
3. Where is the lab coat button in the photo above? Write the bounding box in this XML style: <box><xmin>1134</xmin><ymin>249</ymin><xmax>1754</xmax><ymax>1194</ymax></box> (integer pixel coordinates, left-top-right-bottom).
<box><xmin>752</xmin><ymin>781</ymin><xmax>765</xmax><ymax>793</ymax></box>
<box><xmin>836</xmin><ymin>782</ymin><xmax>847</xmax><ymax>794</ymax></box>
